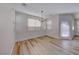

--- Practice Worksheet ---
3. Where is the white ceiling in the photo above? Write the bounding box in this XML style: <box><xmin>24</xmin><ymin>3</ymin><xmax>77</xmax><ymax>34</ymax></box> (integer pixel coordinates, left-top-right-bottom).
<box><xmin>15</xmin><ymin>3</ymin><xmax>79</xmax><ymax>18</ymax></box>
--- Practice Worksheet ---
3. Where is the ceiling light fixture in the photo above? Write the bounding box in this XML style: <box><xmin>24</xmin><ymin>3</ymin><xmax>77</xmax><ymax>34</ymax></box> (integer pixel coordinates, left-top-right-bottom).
<box><xmin>22</xmin><ymin>3</ymin><xmax>27</xmax><ymax>6</ymax></box>
<box><xmin>40</xmin><ymin>9</ymin><xmax>44</xmax><ymax>22</ymax></box>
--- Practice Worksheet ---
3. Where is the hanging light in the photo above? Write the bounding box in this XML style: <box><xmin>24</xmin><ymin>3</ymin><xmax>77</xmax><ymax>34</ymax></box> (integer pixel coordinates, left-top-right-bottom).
<box><xmin>22</xmin><ymin>3</ymin><xmax>27</xmax><ymax>6</ymax></box>
<box><xmin>40</xmin><ymin>9</ymin><xmax>45</xmax><ymax>22</ymax></box>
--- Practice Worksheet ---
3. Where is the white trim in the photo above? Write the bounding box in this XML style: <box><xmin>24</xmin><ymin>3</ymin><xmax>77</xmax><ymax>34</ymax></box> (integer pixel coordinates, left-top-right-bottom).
<box><xmin>10</xmin><ymin>40</ymin><xmax>15</xmax><ymax>55</ymax></box>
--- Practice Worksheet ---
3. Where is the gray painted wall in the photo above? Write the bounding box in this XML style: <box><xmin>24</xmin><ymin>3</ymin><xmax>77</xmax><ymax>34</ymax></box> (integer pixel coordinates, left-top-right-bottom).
<box><xmin>15</xmin><ymin>11</ymin><xmax>46</xmax><ymax>41</ymax></box>
<box><xmin>46</xmin><ymin>15</ymin><xmax>59</xmax><ymax>39</ymax></box>
<box><xmin>15</xmin><ymin>12</ymin><xmax>77</xmax><ymax>41</ymax></box>
<box><xmin>0</xmin><ymin>4</ymin><xmax>15</xmax><ymax>54</ymax></box>
<box><xmin>74</xmin><ymin>19</ymin><xmax>79</xmax><ymax>35</ymax></box>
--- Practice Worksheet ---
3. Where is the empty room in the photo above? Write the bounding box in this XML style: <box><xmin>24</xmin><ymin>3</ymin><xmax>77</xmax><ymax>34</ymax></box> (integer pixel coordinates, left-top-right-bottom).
<box><xmin>1</xmin><ymin>3</ymin><xmax>79</xmax><ymax>55</ymax></box>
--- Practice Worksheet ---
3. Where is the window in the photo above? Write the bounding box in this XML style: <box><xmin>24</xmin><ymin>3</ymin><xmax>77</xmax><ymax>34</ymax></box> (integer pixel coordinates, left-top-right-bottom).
<box><xmin>47</xmin><ymin>20</ymin><xmax>52</xmax><ymax>30</ymax></box>
<box><xmin>60</xmin><ymin>22</ymin><xmax>70</xmax><ymax>37</ymax></box>
<box><xmin>28</xmin><ymin>18</ymin><xmax>41</xmax><ymax>27</ymax></box>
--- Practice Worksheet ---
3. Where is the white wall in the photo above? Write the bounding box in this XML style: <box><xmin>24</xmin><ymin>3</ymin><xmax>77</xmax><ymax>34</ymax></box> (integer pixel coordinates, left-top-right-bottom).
<box><xmin>0</xmin><ymin>4</ymin><xmax>15</xmax><ymax>54</ymax></box>
<box><xmin>46</xmin><ymin>15</ymin><xmax>59</xmax><ymax>39</ymax></box>
<box><xmin>15</xmin><ymin>12</ymin><xmax>46</xmax><ymax>41</ymax></box>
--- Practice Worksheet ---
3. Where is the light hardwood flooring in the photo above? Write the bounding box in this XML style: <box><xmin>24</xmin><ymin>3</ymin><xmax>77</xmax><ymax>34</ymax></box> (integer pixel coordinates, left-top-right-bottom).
<box><xmin>12</xmin><ymin>36</ymin><xmax>79</xmax><ymax>55</ymax></box>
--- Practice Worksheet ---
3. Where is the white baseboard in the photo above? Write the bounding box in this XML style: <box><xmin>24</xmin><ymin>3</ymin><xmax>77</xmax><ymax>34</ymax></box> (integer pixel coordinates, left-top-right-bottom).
<box><xmin>10</xmin><ymin>40</ymin><xmax>15</xmax><ymax>55</ymax></box>
<box><xmin>15</xmin><ymin>35</ymin><xmax>45</xmax><ymax>42</ymax></box>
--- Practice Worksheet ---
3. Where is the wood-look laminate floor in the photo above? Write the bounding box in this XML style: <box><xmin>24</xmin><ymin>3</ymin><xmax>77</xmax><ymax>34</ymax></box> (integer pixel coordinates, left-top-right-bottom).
<box><xmin>12</xmin><ymin>36</ymin><xmax>79</xmax><ymax>55</ymax></box>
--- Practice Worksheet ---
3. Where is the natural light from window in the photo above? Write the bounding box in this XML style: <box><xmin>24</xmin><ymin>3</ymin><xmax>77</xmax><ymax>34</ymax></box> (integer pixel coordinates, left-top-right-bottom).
<box><xmin>61</xmin><ymin>22</ymin><xmax>70</xmax><ymax>37</ymax></box>
<box><xmin>47</xmin><ymin>20</ymin><xmax>52</xmax><ymax>30</ymax></box>
<box><xmin>28</xmin><ymin>18</ymin><xmax>41</xmax><ymax>27</ymax></box>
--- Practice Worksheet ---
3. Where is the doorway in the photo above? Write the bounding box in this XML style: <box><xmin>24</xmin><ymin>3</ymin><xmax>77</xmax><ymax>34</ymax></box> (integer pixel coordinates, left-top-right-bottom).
<box><xmin>59</xmin><ymin>14</ymin><xmax>74</xmax><ymax>40</ymax></box>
